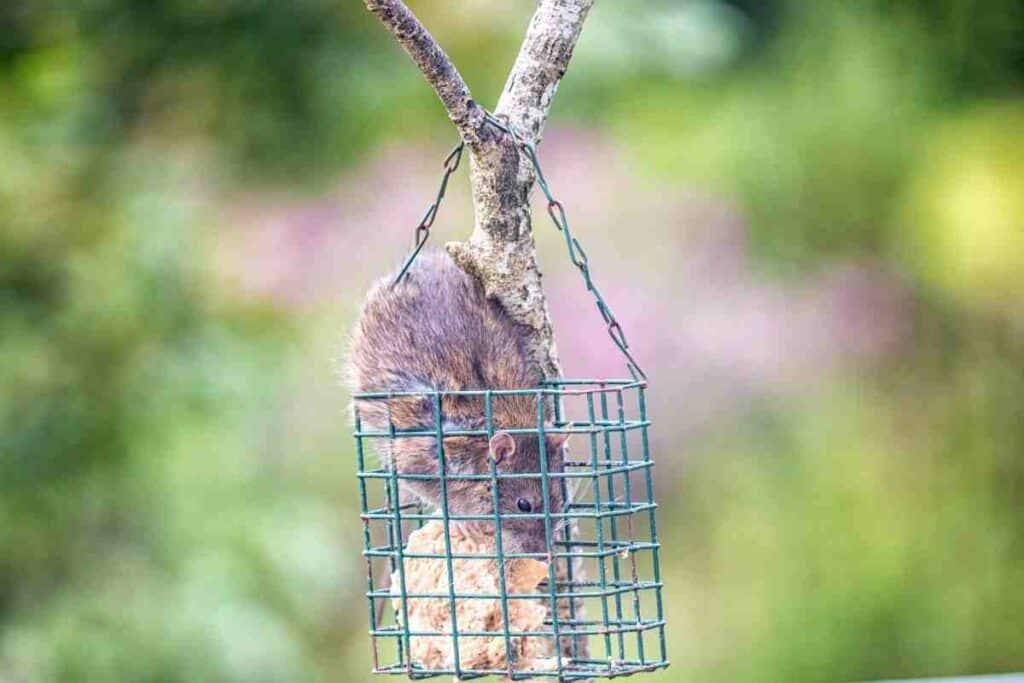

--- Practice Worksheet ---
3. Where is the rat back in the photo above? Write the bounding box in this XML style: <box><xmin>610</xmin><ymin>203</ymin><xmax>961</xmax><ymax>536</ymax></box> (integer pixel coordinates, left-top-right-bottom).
<box><xmin>347</xmin><ymin>249</ymin><xmax>542</xmax><ymax>434</ymax></box>
<box><xmin>347</xmin><ymin>250</ymin><xmax>567</xmax><ymax>553</ymax></box>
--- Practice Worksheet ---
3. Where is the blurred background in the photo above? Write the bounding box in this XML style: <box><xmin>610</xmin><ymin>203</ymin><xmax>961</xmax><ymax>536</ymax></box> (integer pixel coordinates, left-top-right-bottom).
<box><xmin>2</xmin><ymin>0</ymin><xmax>1023</xmax><ymax>680</ymax></box>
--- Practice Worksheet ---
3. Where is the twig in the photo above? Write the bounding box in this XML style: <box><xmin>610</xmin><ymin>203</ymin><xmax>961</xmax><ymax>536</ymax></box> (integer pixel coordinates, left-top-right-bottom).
<box><xmin>363</xmin><ymin>0</ymin><xmax>486</xmax><ymax>143</ymax></box>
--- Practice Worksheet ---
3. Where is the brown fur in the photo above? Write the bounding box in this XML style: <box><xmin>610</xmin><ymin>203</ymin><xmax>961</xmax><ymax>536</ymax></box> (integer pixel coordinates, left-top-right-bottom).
<box><xmin>346</xmin><ymin>250</ymin><xmax>567</xmax><ymax>555</ymax></box>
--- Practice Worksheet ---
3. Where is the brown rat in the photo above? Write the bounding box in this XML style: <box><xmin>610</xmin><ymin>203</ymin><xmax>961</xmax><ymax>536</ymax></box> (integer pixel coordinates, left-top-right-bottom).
<box><xmin>346</xmin><ymin>249</ymin><xmax>569</xmax><ymax>556</ymax></box>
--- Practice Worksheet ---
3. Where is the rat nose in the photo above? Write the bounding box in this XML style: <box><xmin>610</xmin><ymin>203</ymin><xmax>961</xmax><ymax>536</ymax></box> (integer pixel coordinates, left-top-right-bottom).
<box><xmin>508</xmin><ymin>527</ymin><xmax>550</xmax><ymax>558</ymax></box>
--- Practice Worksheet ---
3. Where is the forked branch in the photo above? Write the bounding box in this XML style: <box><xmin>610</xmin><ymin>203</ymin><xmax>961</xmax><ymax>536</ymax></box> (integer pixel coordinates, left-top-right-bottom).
<box><xmin>447</xmin><ymin>0</ymin><xmax>595</xmax><ymax>382</ymax></box>
<box><xmin>364</xmin><ymin>0</ymin><xmax>595</xmax><ymax>381</ymax></box>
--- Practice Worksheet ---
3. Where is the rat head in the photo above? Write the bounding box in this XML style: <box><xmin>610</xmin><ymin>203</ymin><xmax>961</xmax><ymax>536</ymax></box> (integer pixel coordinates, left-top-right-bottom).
<box><xmin>487</xmin><ymin>430</ymin><xmax>570</xmax><ymax>557</ymax></box>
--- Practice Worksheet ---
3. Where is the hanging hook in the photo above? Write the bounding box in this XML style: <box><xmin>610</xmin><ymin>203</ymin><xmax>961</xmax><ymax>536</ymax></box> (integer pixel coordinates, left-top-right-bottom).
<box><xmin>391</xmin><ymin>142</ymin><xmax>465</xmax><ymax>286</ymax></box>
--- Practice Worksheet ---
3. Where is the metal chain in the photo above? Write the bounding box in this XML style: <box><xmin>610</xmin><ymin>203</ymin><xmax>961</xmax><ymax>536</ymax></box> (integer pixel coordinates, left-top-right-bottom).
<box><xmin>482</xmin><ymin>112</ymin><xmax>646</xmax><ymax>381</ymax></box>
<box><xmin>392</xmin><ymin>142</ymin><xmax>464</xmax><ymax>285</ymax></box>
<box><xmin>391</xmin><ymin>113</ymin><xmax>645</xmax><ymax>380</ymax></box>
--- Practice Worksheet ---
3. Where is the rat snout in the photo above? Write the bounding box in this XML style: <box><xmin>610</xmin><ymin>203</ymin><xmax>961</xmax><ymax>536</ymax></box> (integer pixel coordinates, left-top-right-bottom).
<box><xmin>501</xmin><ymin>520</ymin><xmax>551</xmax><ymax>559</ymax></box>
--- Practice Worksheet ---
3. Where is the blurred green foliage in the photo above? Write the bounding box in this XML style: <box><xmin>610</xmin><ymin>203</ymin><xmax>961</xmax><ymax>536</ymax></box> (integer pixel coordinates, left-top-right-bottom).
<box><xmin>2</xmin><ymin>0</ymin><xmax>1023</xmax><ymax>680</ymax></box>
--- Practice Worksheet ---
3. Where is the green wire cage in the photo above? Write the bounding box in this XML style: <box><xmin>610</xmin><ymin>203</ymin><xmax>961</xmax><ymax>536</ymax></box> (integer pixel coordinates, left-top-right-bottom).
<box><xmin>353</xmin><ymin>117</ymin><xmax>668</xmax><ymax>680</ymax></box>
<box><xmin>354</xmin><ymin>380</ymin><xmax>666</xmax><ymax>680</ymax></box>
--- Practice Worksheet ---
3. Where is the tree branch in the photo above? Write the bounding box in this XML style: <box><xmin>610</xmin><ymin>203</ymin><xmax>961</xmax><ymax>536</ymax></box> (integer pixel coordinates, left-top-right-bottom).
<box><xmin>496</xmin><ymin>0</ymin><xmax>595</xmax><ymax>143</ymax></box>
<box><xmin>446</xmin><ymin>0</ymin><xmax>594</xmax><ymax>382</ymax></box>
<box><xmin>363</xmin><ymin>0</ymin><xmax>486</xmax><ymax>143</ymax></box>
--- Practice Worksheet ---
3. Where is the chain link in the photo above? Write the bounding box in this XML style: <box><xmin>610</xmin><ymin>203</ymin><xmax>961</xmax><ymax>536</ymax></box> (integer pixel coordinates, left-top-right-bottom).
<box><xmin>391</xmin><ymin>113</ymin><xmax>645</xmax><ymax>380</ymax></box>
<box><xmin>392</xmin><ymin>142</ymin><xmax>465</xmax><ymax>285</ymax></box>
<box><xmin>483</xmin><ymin>112</ymin><xmax>646</xmax><ymax>380</ymax></box>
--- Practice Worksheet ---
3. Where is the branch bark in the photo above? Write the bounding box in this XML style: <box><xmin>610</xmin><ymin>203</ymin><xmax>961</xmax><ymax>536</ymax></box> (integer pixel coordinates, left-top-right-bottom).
<box><xmin>496</xmin><ymin>0</ymin><xmax>595</xmax><ymax>142</ymax></box>
<box><xmin>450</xmin><ymin>2</ymin><xmax>596</xmax><ymax>665</ymax></box>
<box><xmin>447</xmin><ymin>0</ymin><xmax>594</xmax><ymax>383</ymax></box>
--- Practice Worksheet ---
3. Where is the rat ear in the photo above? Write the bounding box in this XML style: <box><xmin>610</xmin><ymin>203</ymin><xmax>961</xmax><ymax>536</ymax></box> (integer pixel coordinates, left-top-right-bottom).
<box><xmin>546</xmin><ymin>431</ymin><xmax>571</xmax><ymax>453</ymax></box>
<box><xmin>489</xmin><ymin>431</ymin><xmax>516</xmax><ymax>464</ymax></box>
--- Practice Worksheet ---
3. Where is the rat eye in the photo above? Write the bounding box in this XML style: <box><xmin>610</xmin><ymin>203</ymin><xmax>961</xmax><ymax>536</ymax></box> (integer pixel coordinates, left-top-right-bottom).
<box><xmin>516</xmin><ymin>498</ymin><xmax>533</xmax><ymax>513</ymax></box>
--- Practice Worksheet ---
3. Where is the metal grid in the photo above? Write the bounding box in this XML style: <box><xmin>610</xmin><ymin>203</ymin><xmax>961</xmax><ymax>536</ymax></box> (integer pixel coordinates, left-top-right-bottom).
<box><xmin>354</xmin><ymin>379</ymin><xmax>668</xmax><ymax>680</ymax></box>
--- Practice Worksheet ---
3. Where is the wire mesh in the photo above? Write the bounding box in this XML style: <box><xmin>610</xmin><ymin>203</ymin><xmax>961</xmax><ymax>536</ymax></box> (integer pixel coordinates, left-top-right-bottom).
<box><xmin>354</xmin><ymin>379</ymin><xmax>668</xmax><ymax>681</ymax></box>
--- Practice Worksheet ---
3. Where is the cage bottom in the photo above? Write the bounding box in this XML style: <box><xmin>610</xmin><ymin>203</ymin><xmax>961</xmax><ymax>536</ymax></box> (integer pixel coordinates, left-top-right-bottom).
<box><xmin>373</xmin><ymin>658</ymin><xmax>669</xmax><ymax>681</ymax></box>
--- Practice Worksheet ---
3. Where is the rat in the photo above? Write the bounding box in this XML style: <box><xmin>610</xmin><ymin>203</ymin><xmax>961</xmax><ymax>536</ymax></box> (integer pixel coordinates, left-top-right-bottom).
<box><xmin>346</xmin><ymin>249</ymin><xmax>570</xmax><ymax>557</ymax></box>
